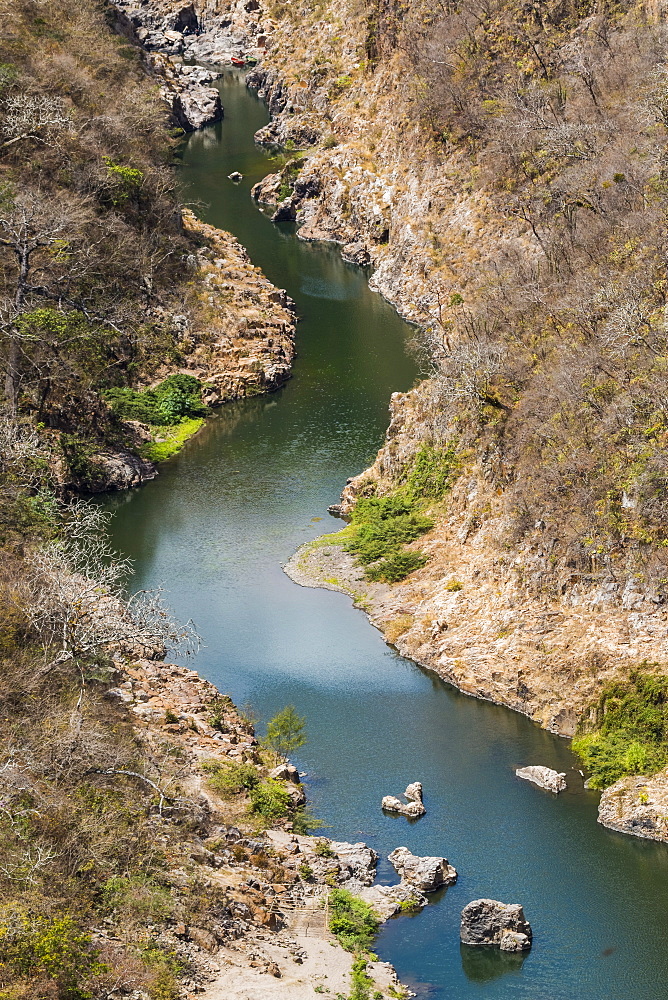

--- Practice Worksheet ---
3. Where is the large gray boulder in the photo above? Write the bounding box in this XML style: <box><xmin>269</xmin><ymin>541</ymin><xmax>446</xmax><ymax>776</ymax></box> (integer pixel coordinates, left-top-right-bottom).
<box><xmin>388</xmin><ymin>847</ymin><xmax>457</xmax><ymax>892</ymax></box>
<box><xmin>516</xmin><ymin>765</ymin><xmax>567</xmax><ymax>793</ymax></box>
<box><xmin>460</xmin><ymin>899</ymin><xmax>532</xmax><ymax>951</ymax></box>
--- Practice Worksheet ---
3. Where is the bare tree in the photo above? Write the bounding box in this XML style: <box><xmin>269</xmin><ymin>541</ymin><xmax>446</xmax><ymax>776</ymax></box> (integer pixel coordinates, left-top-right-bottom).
<box><xmin>0</xmin><ymin>190</ymin><xmax>89</xmax><ymax>411</ymax></box>
<box><xmin>435</xmin><ymin>339</ymin><xmax>506</xmax><ymax>409</ymax></box>
<box><xmin>0</xmin><ymin>94</ymin><xmax>73</xmax><ymax>153</ymax></box>
<box><xmin>24</xmin><ymin>501</ymin><xmax>199</xmax><ymax>674</ymax></box>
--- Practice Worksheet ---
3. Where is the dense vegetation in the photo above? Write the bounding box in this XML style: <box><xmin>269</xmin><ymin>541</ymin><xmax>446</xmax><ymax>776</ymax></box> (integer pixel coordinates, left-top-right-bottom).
<box><xmin>328</xmin><ymin>888</ymin><xmax>380</xmax><ymax>953</ymax></box>
<box><xmin>344</xmin><ymin>445</ymin><xmax>458</xmax><ymax>582</ymax></box>
<box><xmin>393</xmin><ymin>0</ymin><xmax>668</xmax><ymax>595</ymax></box>
<box><xmin>573</xmin><ymin>669</ymin><xmax>668</xmax><ymax>788</ymax></box>
<box><xmin>0</xmin><ymin>0</ymin><xmax>203</xmax><ymax>478</ymax></box>
<box><xmin>0</xmin><ymin>4</ymin><xmax>242</xmax><ymax>998</ymax></box>
<box><xmin>103</xmin><ymin>375</ymin><xmax>208</xmax><ymax>426</ymax></box>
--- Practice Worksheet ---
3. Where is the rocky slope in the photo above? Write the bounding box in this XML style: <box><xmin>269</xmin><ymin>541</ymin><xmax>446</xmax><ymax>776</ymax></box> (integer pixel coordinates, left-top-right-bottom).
<box><xmin>237</xmin><ymin>0</ymin><xmax>668</xmax><ymax>782</ymax></box>
<box><xmin>104</xmin><ymin>652</ymin><xmax>415</xmax><ymax>998</ymax></box>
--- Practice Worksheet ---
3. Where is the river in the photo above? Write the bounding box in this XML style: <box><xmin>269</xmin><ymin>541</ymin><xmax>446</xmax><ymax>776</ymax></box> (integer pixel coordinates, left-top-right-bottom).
<box><xmin>105</xmin><ymin>70</ymin><xmax>668</xmax><ymax>999</ymax></box>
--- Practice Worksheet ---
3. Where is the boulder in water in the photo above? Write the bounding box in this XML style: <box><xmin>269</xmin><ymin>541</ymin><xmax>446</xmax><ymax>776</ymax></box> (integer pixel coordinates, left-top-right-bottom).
<box><xmin>388</xmin><ymin>847</ymin><xmax>457</xmax><ymax>891</ymax></box>
<box><xmin>516</xmin><ymin>765</ymin><xmax>567</xmax><ymax>793</ymax></box>
<box><xmin>460</xmin><ymin>899</ymin><xmax>532</xmax><ymax>951</ymax></box>
<box><xmin>381</xmin><ymin>795</ymin><xmax>425</xmax><ymax>818</ymax></box>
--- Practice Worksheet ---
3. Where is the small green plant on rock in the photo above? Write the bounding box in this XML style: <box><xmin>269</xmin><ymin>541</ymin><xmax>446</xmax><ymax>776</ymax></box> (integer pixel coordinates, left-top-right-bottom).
<box><xmin>201</xmin><ymin>760</ymin><xmax>259</xmax><ymax>797</ymax></box>
<box><xmin>249</xmin><ymin>778</ymin><xmax>292</xmax><ymax>820</ymax></box>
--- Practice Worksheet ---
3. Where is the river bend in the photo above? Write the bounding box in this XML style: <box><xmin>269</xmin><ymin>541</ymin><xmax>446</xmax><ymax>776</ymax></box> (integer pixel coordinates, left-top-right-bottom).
<box><xmin>105</xmin><ymin>71</ymin><xmax>668</xmax><ymax>999</ymax></box>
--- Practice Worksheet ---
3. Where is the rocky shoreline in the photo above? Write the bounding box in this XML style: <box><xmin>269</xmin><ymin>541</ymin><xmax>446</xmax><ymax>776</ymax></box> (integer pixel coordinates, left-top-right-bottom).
<box><xmin>105</xmin><ymin>651</ymin><xmax>418</xmax><ymax>998</ymax></box>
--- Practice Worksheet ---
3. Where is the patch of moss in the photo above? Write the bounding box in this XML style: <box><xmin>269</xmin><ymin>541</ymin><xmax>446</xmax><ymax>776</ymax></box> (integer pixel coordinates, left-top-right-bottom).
<box><xmin>140</xmin><ymin>418</ymin><xmax>204</xmax><ymax>463</ymax></box>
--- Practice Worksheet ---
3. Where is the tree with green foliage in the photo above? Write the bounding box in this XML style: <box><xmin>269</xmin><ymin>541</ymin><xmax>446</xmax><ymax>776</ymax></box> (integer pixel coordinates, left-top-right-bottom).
<box><xmin>262</xmin><ymin>704</ymin><xmax>306</xmax><ymax>761</ymax></box>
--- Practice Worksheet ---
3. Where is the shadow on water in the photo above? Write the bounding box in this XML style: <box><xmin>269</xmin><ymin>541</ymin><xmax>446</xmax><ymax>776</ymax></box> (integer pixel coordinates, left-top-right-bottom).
<box><xmin>460</xmin><ymin>945</ymin><xmax>527</xmax><ymax>984</ymax></box>
<box><xmin>103</xmin><ymin>70</ymin><xmax>668</xmax><ymax>1000</ymax></box>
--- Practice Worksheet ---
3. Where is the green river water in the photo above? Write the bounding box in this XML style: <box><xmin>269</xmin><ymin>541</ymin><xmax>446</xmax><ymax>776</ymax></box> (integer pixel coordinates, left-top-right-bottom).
<box><xmin>105</xmin><ymin>71</ymin><xmax>668</xmax><ymax>999</ymax></box>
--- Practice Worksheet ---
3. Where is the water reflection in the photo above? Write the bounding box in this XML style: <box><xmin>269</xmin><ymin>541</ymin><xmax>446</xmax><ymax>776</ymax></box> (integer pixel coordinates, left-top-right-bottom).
<box><xmin>460</xmin><ymin>945</ymin><xmax>527</xmax><ymax>983</ymax></box>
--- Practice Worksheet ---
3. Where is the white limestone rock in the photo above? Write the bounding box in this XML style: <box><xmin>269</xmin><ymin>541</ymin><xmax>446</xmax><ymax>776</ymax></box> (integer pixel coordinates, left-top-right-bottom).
<box><xmin>381</xmin><ymin>795</ymin><xmax>426</xmax><ymax>818</ymax></box>
<box><xmin>516</xmin><ymin>765</ymin><xmax>567</xmax><ymax>793</ymax></box>
<box><xmin>387</xmin><ymin>847</ymin><xmax>457</xmax><ymax>892</ymax></box>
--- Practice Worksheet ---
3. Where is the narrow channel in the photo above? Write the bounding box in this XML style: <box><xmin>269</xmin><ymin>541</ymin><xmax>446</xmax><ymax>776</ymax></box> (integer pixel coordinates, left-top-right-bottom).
<box><xmin>105</xmin><ymin>71</ymin><xmax>668</xmax><ymax>999</ymax></box>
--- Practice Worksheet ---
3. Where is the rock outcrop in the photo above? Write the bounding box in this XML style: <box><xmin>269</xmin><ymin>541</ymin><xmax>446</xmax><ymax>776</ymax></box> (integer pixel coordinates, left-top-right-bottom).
<box><xmin>169</xmin><ymin>210</ymin><xmax>296</xmax><ymax>403</ymax></box>
<box><xmin>404</xmin><ymin>781</ymin><xmax>423</xmax><ymax>803</ymax></box>
<box><xmin>381</xmin><ymin>782</ymin><xmax>426</xmax><ymax>817</ymax></box>
<box><xmin>516</xmin><ymin>766</ymin><xmax>567</xmax><ymax>794</ymax></box>
<box><xmin>388</xmin><ymin>847</ymin><xmax>457</xmax><ymax>892</ymax></box>
<box><xmin>269</xmin><ymin>762</ymin><xmax>300</xmax><ymax>783</ymax></box>
<box><xmin>148</xmin><ymin>55</ymin><xmax>223</xmax><ymax>131</ymax></box>
<box><xmin>460</xmin><ymin>899</ymin><xmax>532</xmax><ymax>952</ymax></box>
<box><xmin>381</xmin><ymin>794</ymin><xmax>426</xmax><ymax>818</ymax></box>
<box><xmin>597</xmin><ymin>769</ymin><xmax>668</xmax><ymax>842</ymax></box>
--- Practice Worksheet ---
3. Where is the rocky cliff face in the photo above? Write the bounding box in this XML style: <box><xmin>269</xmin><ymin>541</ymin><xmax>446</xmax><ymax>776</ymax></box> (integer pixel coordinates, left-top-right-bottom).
<box><xmin>241</xmin><ymin>0</ymin><xmax>668</xmax><ymax>752</ymax></box>
<box><xmin>173</xmin><ymin>211</ymin><xmax>296</xmax><ymax>403</ymax></box>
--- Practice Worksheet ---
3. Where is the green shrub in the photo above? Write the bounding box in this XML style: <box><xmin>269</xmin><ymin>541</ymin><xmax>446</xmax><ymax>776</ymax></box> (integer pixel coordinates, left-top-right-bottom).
<box><xmin>201</xmin><ymin>760</ymin><xmax>260</xmax><ymax>797</ymax></box>
<box><xmin>103</xmin><ymin>374</ymin><xmax>207</xmax><ymax>427</ymax></box>
<box><xmin>291</xmin><ymin>807</ymin><xmax>326</xmax><ymax>835</ymax></box>
<box><xmin>249</xmin><ymin>778</ymin><xmax>292</xmax><ymax>820</ymax></box>
<box><xmin>101</xmin><ymin>875</ymin><xmax>173</xmax><ymax>924</ymax></box>
<box><xmin>0</xmin><ymin>913</ymin><xmax>103</xmax><ymax>999</ymax></box>
<box><xmin>402</xmin><ymin>444</ymin><xmax>459</xmax><ymax>499</ymax></box>
<box><xmin>344</xmin><ymin>495</ymin><xmax>432</xmax><ymax>583</ymax></box>
<box><xmin>349</xmin><ymin>956</ymin><xmax>374</xmax><ymax>1000</ymax></box>
<box><xmin>345</xmin><ymin>497</ymin><xmax>433</xmax><ymax>565</ymax></box>
<box><xmin>573</xmin><ymin>668</ymin><xmax>668</xmax><ymax>788</ymax></box>
<box><xmin>328</xmin><ymin>889</ymin><xmax>379</xmax><ymax>953</ymax></box>
<box><xmin>262</xmin><ymin>704</ymin><xmax>307</xmax><ymax>760</ymax></box>
<box><xmin>314</xmin><ymin>839</ymin><xmax>335</xmax><ymax>857</ymax></box>
<box><xmin>365</xmin><ymin>550</ymin><xmax>428</xmax><ymax>582</ymax></box>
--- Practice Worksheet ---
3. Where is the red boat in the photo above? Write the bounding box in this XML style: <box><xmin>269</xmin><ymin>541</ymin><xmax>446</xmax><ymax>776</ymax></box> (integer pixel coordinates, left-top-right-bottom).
<box><xmin>231</xmin><ymin>56</ymin><xmax>245</xmax><ymax>67</ymax></box>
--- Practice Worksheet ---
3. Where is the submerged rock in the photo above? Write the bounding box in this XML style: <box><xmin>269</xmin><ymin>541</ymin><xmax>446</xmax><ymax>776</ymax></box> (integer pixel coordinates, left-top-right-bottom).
<box><xmin>460</xmin><ymin>899</ymin><xmax>532</xmax><ymax>951</ymax></box>
<box><xmin>228</xmin><ymin>171</ymin><xmax>243</xmax><ymax>182</ymax></box>
<box><xmin>388</xmin><ymin>847</ymin><xmax>457</xmax><ymax>891</ymax></box>
<box><xmin>515</xmin><ymin>765</ymin><xmax>567</xmax><ymax>793</ymax></box>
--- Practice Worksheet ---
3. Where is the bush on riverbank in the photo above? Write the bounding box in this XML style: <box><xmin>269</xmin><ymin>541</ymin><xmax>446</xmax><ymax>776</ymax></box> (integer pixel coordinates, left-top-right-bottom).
<box><xmin>573</xmin><ymin>668</ymin><xmax>668</xmax><ymax>788</ymax></box>
<box><xmin>328</xmin><ymin>889</ymin><xmax>379</xmax><ymax>953</ymax></box>
<box><xmin>343</xmin><ymin>445</ymin><xmax>459</xmax><ymax>583</ymax></box>
<box><xmin>104</xmin><ymin>375</ymin><xmax>208</xmax><ymax>426</ymax></box>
